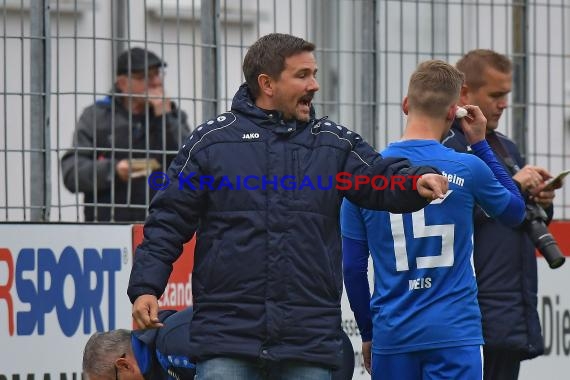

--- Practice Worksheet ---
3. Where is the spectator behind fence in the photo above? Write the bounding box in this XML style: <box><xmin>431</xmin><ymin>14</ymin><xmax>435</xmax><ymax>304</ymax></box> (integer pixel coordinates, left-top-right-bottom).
<box><xmin>61</xmin><ymin>47</ymin><xmax>190</xmax><ymax>222</ymax></box>
<box><xmin>341</xmin><ymin>60</ymin><xmax>525</xmax><ymax>379</ymax></box>
<box><xmin>127</xmin><ymin>33</ymin><xmax>448</xmax><ymax>380</ymax></box>
<box><xmin>443</xmin><ymin>49</ymin><xmax>561</xmax><ymax>380</ymax></box>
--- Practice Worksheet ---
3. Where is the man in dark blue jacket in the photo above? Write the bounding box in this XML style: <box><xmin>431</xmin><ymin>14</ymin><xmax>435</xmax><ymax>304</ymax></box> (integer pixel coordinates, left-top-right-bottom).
<box><xmin>443</xmin><ymin>49</ymin><xmax>557</xmax><ymax>380</ymax></box>
<box><xmin>128</xmin><ymin>33</ymin><xmax>448</xmax><ymax>380</ymax></box>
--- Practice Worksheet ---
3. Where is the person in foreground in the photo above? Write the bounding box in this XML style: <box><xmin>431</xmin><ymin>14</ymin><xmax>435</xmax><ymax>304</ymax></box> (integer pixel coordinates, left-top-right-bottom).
<box><xmin>82</xmin><ymin>307</ymin><xmax>195</xmax><ymax>380</ymax></box>
<box><xmin>341</xmin><ymin>60</ymin><xmax>526</xmax><ymax>379</ymax></box>
<box><xmin>443</xmin><ymin>49</ymin><xmax>561</xmax><ymax>380</ymax></box>
<box><xmin>82</xmin><ymin>306</ymin><xmax>354</xmax><ymax>380</ymax></box>
<box><xmin>127</xmin><ymin>33</ymin><xmax>448</xmax><ymax>379</ymax></box>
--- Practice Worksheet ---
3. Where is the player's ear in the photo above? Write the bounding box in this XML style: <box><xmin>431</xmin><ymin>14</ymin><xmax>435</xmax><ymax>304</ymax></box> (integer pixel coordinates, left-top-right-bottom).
<box><xmin>446</xmin><ymin>106</ymin><xmax>456</xmax><ymax>121</ymax></box>
<box><xmin>459</xmin><ymin>84</ymin><xmax>470</xmax><ymax>106</ymax></box>
<box><xmin>402</xmin><ymin>97</ymin><xmax>409</xmax><ymax>115</ymax></box>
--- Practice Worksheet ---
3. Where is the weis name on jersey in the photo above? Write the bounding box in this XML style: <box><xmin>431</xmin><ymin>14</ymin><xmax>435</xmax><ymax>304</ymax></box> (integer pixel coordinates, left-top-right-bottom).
<box><xmin>441</xmin><ymin>171</ymin><xmax>464</xmax><ymax>187</ymax></box>
<box><xmin>242</xmin><ymin>133</ymin><xmax>260</xmax><ymax>139</ymax></box>
<box><xmin>409</xmin><ymin>277</ymin><xmax>432</xmax><ymax>290</ymax></box>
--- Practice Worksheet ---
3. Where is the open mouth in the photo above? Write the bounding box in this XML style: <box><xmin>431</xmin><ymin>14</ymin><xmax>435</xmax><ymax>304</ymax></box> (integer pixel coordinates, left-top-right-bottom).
<box><xmin>298</xmin><ymin>94</ymin><xmax>313</xmax><ymax>109</ymax></box>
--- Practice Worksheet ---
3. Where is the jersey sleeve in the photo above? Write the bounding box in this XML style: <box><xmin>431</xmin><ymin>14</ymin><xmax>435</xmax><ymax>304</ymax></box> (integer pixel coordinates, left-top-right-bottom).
<box><xmin>342</xmin><ymin>236</ymin><xmax>373</xmax><ymax>342</ymax></box>
<box><xmin>340</xmin><ymin>198</ymin><xmax>368</xmax><ymax>240</ymax></box>
<box><xmin>468</xmin><ymin>142</ymin><xmax>525</xmax><ymax>226</ymax></box>
<box><xmin>340</xmin><ymin>199</ymin><xmax>373</xmax><ymax>342</ymax></box>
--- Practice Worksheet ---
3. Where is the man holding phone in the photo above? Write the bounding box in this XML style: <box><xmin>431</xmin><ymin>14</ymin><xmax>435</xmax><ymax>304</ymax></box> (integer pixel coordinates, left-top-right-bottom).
<box><xmin>443</xmin><ymin>49</ymin><xmax>564</xmax><ymax>380</ymax></box>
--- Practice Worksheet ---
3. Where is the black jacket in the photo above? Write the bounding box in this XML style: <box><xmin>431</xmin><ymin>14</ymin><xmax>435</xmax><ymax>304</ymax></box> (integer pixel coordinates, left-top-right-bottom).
<box><xmin>444</xmin><ymin>123</ymin><xmax>547</xmax><ymax>359</ymax></box>
<box><xmin>128</xmin><ymin>84</ymin><xmax>437</xmax><ymax>368</ymax></box>
<box><xmin>61</xmin><ymin>93</ymin><xmax>189</xmax><ymax>222</ymax></box>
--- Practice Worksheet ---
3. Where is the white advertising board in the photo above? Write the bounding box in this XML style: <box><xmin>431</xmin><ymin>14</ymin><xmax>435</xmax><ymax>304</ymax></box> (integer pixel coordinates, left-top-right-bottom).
<box><xmin>520</xmin><ymin>258</ymin><xmax>570</xmax><ymax>380</ymax></box>
<box><xmin>0</xmin><ymin>224</ymin><xmax>133</xmax><ymax>379</ymax></box>
<box><xmin>1</xmin><ymin>224</ymin><xmax>569</xmax><ymax>379</ymax></box>
<box><xmin>344</xmin><ymin>256</ymin><xmax>570</xmax><ymax>380</ymax></box>
<box><xmin>341</xmin><ymin>258</ymin><xmax>374</xmax><ymax>380</ymax></box>
<box><xmin>342</xmin><ymin>289</ymin><xmax>368</xmax><ymax>379</ymax></box>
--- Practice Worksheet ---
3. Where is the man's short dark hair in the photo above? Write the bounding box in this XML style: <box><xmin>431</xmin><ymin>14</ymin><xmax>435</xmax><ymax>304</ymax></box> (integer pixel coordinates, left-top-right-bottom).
<box><xmin>116</xmin><ymin>47</ymin><xmax>166</xmax><ymax>75</ymax></box>
<box><xmin>408</xmin><ymin>60</ymin><xmax>464</xmax><ymax>118</ymax></box>
<box><xmin>456</xmin><ymin>49</ymin><xmax>512</xmax><ymax>90</ymax></box>
<box><xmin>243</xmin><ymin>33</ymin><xmax>315</xmax><ymax>97</ymax></box>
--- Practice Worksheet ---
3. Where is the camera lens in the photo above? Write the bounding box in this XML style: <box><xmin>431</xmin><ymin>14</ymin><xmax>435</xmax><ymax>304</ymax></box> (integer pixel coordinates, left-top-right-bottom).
<box><xmin>527</xmin><ymin>219</ymin><xmax>566</xmax><ymax>269</ymax></box>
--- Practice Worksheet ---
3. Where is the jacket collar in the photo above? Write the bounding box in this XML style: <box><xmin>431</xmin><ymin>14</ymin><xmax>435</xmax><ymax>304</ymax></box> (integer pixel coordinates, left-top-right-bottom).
<box><xmin>231</xmin><ymin>83</ymin><xmax>316</xmax><ymax>135</ymax></box>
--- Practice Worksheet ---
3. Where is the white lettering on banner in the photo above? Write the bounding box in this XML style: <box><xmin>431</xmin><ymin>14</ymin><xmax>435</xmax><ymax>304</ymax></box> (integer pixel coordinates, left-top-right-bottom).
<box><xmin>341</xmin><ymin>318</ymin><xmax>367</xmax><ymax>377</ymax></box>
<box><xmin>515</xmin><ymin>260</ymin><xmax>570</xmax><ymax>380</ymax></box>
<box><xmin>540</xmin><ymin>295</ymin><xmax>570</xmax><ymax>356</ymax></box>
<box><xmin>0</xmin><ymin>372</ymin><xmax>83</xmax><ymax>380</ymax></box>
<box><xmin>159</xmin><ymin>274</ymin><xmax>193</xmax><ymax>308</ymax></box>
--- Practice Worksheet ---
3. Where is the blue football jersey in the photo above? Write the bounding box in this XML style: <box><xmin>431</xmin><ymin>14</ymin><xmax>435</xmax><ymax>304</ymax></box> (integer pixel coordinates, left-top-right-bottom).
<box><xmin>341</xmin><ymin>139</ymin><xmax>513</xmax><ymax>354</ymax></box>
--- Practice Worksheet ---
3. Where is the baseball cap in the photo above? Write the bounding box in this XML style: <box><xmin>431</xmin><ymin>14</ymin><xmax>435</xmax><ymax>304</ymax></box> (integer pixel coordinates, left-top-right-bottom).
<box><xmin>116</xmin><ymin>47</ymin><xmax>166</xmax><ymax>75</ymax></box>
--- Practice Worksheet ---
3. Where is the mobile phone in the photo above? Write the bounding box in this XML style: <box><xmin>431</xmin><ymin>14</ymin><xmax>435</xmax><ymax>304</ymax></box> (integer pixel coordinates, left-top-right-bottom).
<box><xmin>543</xmin><ymin>169</ymin><xmax>570</xmax><ymax>191</ymax></box>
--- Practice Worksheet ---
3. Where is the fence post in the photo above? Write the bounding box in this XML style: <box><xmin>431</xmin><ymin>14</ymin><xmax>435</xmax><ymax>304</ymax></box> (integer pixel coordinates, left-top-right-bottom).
<box><xmin>361</xmin><ymin>0</ymin><xmax>377</xmax><ymax>145</ymax></box>
<box><xmin>201</xmin><ymin>0</ymin><xmax>219</xmax><ymax>118</ymax></box>
<box><xmin>311</xmin><ymin>0</ymin><xmax>338</xmax><ymax>124</ymax></box>
<box><xmin>30</xmin><ymin>0</ymin><xmax>51</xmax><ymax>221</ymax></box>
<box><xmin>512</xmin><ymin>0</ymin><xmax>528</xmax><ymax>159</ymax></box>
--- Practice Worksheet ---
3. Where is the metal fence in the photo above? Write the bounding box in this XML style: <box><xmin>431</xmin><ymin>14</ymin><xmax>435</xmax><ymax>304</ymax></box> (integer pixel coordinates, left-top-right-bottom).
<box><xmin>0</xmin><ymin>0</ymin><xmax>569</xmax><ymax>222</ymax></box>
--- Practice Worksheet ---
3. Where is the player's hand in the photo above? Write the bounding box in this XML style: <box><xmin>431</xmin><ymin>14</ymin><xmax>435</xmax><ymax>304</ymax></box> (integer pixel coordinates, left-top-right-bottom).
<box><xmin>458</xmin><ymin>105</ymin><xmax>487</xmax><ymax>145</ymax></box>
<box><xmin>417</xmin><ymin>174</ymin><xmax>448</xmax><ymax>201</ymax></box>
<box><xmin>148</xmin><ymin>87</ymin><xmax>172</xmax><ymax>116</ymax></box>
<box><xmin>132</xmin><ymin>294</ymin><xmax>164</xmax><ymax>329</ymax></box>
<box><xmin>362</xmin><ymin>341</ymin><xmax>372</xmax><ymax>374</ymax></box>
<box><xmin>513</xmin><ymin>165</ymin><xmax>551</xmax><ymax>194</ymax></box>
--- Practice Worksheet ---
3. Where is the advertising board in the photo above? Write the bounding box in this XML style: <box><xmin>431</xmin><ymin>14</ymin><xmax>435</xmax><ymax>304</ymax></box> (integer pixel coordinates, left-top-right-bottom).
<box><xmin>0</xmin><ymin>224</ymin><xmax>133</xmax><ymax>379</ymax></box>
<box><xmin>0</xmin><ymin>221</ymin><xmax>568</xmax><ymax>378</ymax></box>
